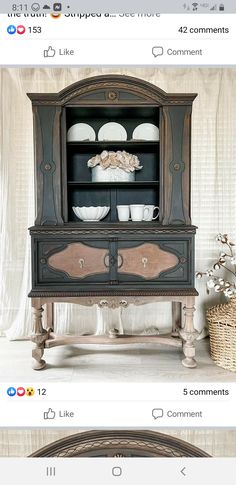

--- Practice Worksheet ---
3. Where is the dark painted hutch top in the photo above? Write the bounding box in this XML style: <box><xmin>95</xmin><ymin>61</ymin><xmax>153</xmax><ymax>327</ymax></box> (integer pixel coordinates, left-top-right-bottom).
<box><xmin>28</xmin><ymin>74</ymin><xmax>198</xmax><ymax>298</ymax></box>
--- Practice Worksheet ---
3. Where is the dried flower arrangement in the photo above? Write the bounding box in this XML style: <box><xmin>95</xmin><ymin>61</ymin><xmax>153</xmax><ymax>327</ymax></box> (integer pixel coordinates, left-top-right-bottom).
<box><xmin>196</xmin><ymin>233</ymin><xmax>236</xmax><ymax>298</ymax></box>
<box><xmin>87</xmin><ymin>150</ymin><xmax>143</xmax><ymax>173</ymax></box>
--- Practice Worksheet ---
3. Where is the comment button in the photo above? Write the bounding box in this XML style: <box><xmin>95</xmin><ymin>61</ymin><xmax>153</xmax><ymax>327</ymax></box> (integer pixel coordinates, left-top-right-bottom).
<box><xmin>152</xmin><ymin>46</ymin><xmax>164</xmax><ymax>57</ymax></box>
<box><xmin>152</xmin><ymin>408</ymin><xmax>164</xmax><ymax>419</ymax></box>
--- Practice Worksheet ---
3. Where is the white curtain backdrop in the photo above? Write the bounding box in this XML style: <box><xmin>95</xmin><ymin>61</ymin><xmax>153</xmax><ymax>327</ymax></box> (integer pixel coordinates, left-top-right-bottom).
<box><xmin>1</xmin><ymin>67</ymin><xmax>236</xmax><ymax>340</ymax></box>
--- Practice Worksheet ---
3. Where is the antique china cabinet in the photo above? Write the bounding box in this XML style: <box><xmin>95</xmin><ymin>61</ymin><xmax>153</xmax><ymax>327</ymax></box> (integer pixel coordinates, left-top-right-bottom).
<box><xmin>28</xmin><ymin>74</ymin><xmax>198</xmax><ymax>370</ymax></box>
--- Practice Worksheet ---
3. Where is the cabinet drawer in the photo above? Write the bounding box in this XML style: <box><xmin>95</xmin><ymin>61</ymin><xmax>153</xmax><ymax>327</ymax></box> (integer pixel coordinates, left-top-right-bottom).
<box><xmin>36</xmin><ymin>240</ymin><xmax>110</xmax><ymax>285</ymax></box>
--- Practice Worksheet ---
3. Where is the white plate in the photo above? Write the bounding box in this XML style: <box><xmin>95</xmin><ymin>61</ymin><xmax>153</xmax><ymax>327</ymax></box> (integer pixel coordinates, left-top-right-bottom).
<box><xmin>132</xmin><ymin>123</ymin><xmax>159</xmax><ymax>141</ymax></box>
<box><xmin>98</xmin><ymin>122</ymin><xmax>127</xmax><ymax>141</ymax></box>
<box><xmin>67</xmin><ymin>123</ymin><xmax>96</xmax><ymax>142</ymax></box>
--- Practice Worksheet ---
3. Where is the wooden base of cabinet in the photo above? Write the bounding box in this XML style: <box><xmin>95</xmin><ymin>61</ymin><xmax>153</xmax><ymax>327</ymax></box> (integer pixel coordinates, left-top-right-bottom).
<box><xmin>31</xmin><ymin>295</ymin><xmax>198</xmax><ymax>370</ymax></box>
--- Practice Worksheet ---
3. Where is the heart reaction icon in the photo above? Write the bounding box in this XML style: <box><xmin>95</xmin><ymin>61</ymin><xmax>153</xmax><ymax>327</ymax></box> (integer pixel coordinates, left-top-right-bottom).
<box><xmin>17</xmin><ymin>387</ymin><xmax>26</xmax><ymax>397</ymax></box>
<box><xmin>17</xmin><ymin>25</ymin><xmax>26</xmax><ymax>35</ymax></box>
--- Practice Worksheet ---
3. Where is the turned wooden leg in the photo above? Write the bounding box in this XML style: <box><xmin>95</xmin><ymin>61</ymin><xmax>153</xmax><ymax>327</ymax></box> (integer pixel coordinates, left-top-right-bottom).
<box><xmin>179</xmin><ymin>297</ymin><xmax>199</xmax><ymax>368</ymax></box>
<box><xmin>45</xmin><ymin>302</ymin><xmax>54</xmax><ymax>332</ymax></box>
<box><xmin>31</xmin><ymin>298</ymin><xmax>49</xmax><ymax>370</ymax></box>
<box><xmin>172</xmin><ymin>301</ymin><xmax>182</xmax><ymax>337</ymax></box>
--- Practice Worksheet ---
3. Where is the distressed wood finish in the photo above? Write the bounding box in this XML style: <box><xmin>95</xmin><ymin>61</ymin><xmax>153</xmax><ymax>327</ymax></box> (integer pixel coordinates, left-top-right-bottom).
<box><xmin>28</xmin><ymin>74</ymin><xmax>197</xmax><ymax>106</ymax></box>
<box><xmin>32</xmin><ymin>227</ymin><xmax>194</xmax><ymax>289</ymax></box>
<box><xmin>118</xmin><ymin>243</ymin><xmax>179</xmax><ymax>279</ymax></box>
<box><xmin>31</xmin><ymin>294</ymin><xmax>199</xmax><ymax>369</ymax></box>
<box><xmin>48</xmin><ymin>242</ymin><xmax>108</xmax><ymax>278</ymax></box>
<box><xmin>31</xmin><ymin>298</ymin><xmax>50</xmax><ymax>370</ymax></box>
<box><xmin>162</xmin><ymin>106</ymin><xmax>192</xmax><ymax>225</ymax></box>
<box><xmin>45</xmin><ymin>333</ymin><xmax>183</xmax><ymax>349</ymax></box>
<box><xmin>45</xmin><ymin>302</ymin><xmax>54</xmax><ymax>331</ymax></box>
<box><xmin>172</xmin><ymin>301</ymin><xmax>182</xmax><ymax>337</ymax></box>
<box><xmin>30</xmin><ymin>430</ymin><xmax>210</xmax><ymax>458</ymax></box>
<box><xmin>180</xmin><ymin>296</ymin><xmax>199</xmax><ymax>368</ymax></box>
<box><xmin>33</xmin><ymin>106</ymin><xmax>63</xmax><ymax>226</ymax></box>
<box><xmin>28</xmin><ymin>75</ymin><xmax>198</xmax><ymax>370</ymax></box>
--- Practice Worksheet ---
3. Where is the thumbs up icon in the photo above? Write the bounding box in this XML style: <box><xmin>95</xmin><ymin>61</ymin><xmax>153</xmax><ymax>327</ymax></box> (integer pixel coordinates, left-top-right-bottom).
<box><xmin>43</xmin><ymin>408</ymin><xmax>56</xmax><ymax>419</ymax></box>
<box><xmin>43</xmin><ymin>46</ymin><xmax>56</xmax><ymax>58</ymax></box>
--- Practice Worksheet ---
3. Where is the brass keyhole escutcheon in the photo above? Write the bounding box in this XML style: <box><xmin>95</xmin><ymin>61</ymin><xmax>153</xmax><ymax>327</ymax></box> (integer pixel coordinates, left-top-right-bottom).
<box><xmin>79</xmin><ymin>258</ymin><xmax>85</xmax><ymax>269</ymax></box>
<box><xmin>142</xmin><ymin>257</ymin><xmax>148</xmax><ymax>268</ymax></box>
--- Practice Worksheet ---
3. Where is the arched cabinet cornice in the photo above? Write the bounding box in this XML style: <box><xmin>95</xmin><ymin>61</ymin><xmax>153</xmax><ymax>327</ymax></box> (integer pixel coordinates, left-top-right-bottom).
<box><xmin>28</xmin><ymin>74</ymin><xmax>197</xmax><ymax>106</ymax></box>
<box><xmin>30</xmin><ymin>430</ymin><xmax>210</xmax><ymax>457</ymax></box>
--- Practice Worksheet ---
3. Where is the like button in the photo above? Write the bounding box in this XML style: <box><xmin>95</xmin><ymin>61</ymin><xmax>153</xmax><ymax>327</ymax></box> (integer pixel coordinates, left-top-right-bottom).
<box><xmin>43</xmin><ymin>408</ymin><xmax>56</xmax><ymax>420</ymax></box>
<box><xmin>43</xmin><ymin>46</ymin><xmax>56</xmax><ymax>58</ymax></box>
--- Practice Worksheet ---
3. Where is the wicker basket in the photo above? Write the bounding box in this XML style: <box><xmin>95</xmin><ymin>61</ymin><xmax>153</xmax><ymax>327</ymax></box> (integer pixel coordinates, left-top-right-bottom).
<box><xmin>206</xmin><ymin>297</ymin><xmax>236</xmax><ymax>372</ymax></box>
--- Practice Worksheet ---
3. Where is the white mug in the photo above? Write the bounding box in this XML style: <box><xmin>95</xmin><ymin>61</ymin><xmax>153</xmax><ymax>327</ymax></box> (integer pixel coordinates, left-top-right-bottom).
<box><xmin>143</xmin><ymin>205</ymin><xmax>159</xmax><ymax>221</ymax></box>
<box><xmin>117</xmin><ymin>205</ymin><xmax>130</xmax><ymax>221</ymax></box>
<box><xmin>130</xmin><ymin>204</ymin><xmax>150</xmax><ymax>221</ymax></box>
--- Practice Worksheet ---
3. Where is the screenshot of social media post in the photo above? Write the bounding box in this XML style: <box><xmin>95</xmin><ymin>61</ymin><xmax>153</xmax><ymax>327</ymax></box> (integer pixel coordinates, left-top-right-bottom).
<box><xmin>1</xmin><ymin>5</ymin><xmax>236</xmax><ymax>482</ymax></box>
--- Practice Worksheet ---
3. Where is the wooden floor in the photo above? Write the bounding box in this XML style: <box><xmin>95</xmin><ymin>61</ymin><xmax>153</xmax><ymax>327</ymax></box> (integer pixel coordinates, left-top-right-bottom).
<box><xmin>0</xmin><ymin>336</ymin><xmax>235</xmax><ymax>382</ymax></box>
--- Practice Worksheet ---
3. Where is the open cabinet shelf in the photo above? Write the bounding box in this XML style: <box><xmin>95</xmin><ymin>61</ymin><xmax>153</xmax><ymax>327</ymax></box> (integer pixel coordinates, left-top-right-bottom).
<box><xmin>65</xmin><ymin>105</ymin><xmax>160</xmax><ymax>223</ymax></box>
